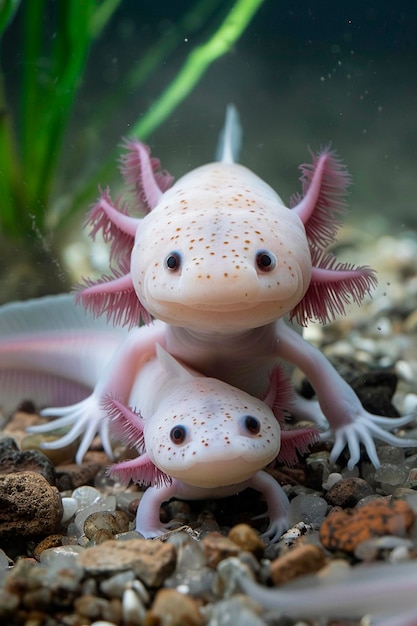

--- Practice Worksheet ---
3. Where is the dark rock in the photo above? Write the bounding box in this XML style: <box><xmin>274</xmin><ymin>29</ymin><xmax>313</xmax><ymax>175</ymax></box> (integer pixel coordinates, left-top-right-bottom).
<box><xmin>349</xmin><ymin>370</ymin><xmax>400</xmax><ymax>417</ymax></box>
<box><xmin>325</xmin><ymin>478</ymin><xmax>374</xmax><ymax>508</ymax></box>
<box><xmin>0</xmin><ymin>471</ymin><xmax>63</xmax><ymax>539</ymax></box>
<box><xmin>0</xmin><ymin>444</ymin><xmax>56</xmax><ymax>485</ymax></box>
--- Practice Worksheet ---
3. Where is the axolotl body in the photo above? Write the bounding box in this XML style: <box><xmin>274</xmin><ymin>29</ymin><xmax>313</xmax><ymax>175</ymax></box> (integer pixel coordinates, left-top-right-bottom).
<box><xmin>106</xmin><ymin>344</ymin><xmax>314</xmax><ymax>539</ymax></box>
<box><xmin>2</xmin><ymin>105</ymin><xmax>416</xmax><ymax>471</ymax></box>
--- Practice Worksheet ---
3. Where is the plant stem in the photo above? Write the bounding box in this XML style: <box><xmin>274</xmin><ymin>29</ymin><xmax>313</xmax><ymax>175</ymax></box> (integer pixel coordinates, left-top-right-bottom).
<box><xmin>132</xmin><ymin>0</ymin><xmax>264</xmax><ymax>139</ymax></box>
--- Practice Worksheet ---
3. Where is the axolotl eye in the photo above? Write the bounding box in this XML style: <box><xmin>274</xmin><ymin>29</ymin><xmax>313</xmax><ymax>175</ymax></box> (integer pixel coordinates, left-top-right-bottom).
<box><xmin>255</xmin><ymin>250</ymin><xmax>276</xmax><ymax>273</ymax></box>
<box><xmin>165</xmin><ymin>251</ymin><xmax>182</xmax><ymax>272</ymax></box>
<box><xmin>170</xmin><ymin>425</ymin><xmax>187</xmax><ymax>444</ymax></box>
<box><xmin>243</xmin><ymin>415</ymin><xmax>261</xmax><ymax>435</ymax></box>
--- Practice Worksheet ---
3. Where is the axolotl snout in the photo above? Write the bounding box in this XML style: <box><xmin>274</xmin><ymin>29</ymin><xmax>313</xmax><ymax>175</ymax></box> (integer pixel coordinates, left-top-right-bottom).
<box><xmin>107</xmin><ymin>344</ymin><xmax>309</xmax><ymax>540</ymax></box>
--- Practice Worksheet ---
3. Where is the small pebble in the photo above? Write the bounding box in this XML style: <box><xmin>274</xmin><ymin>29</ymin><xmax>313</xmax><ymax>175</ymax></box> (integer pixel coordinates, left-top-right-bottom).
<box><xmin>122</xmin><ymin>587</ymin><xmax>146</xmax><ymax>625</ymax></box>
<box><xmin>146</xmin><ymin>588</ymin><xmax>204</xmax><ymax>626</ymax></box>
<box><xmin>61</xmin><ymin>496</ymin><xmax>78</xmax><ymax>523</ymax></box>
<box><xmin>325</xmin><ymin>477</ymin><xmax>374</xmax><ymax>508</ymax></box>
<box><xmin>84</xmin><ymin>510</ymin><xmax>130</xmax><ymax>540</ymax></box>
<box><xmin>374</xmin><ymin>463</ymin><xmax>407</xmax><ymax>489</ymax></box>
<box><xmin>202</xmin><ymin>532</ymin><xmax>241</xmax><ymax>569</ymax></box>
<box><xmin>289</xmin><ymin>494</ymin><xmax>328</xmax><ymax>525</ymax></box>
<box><xmin>99</xmin><ymin>570</ymin><xmax>136</xmax><ymax>599</ymax></box>
<box><xmin>319</xmin><ymin>498</ymin><xmax>415</xmax><ymax>553</ymax></box>
<box><xmin>322</xmin><ymin>472</ymin><xmax>342</xmax><ymax>491</ymax></box>
<box><xmin>228</xmin><ymin>524</ymin><xmax>265</xmax><ymax>557</ymax></box>
<box><xmin>269</xmin><ymin>543</ymin><xmax>326</xmax><ymax>585</ymax></box>
<box><xmin>33</xmin><ymin>535</ymin><xmax>63</xmax><ymax>560</ymax></box>
<box><xmin>77</xmin><ymin>538</ymin><xmax>177</xmax><ymax>587</ymax></box>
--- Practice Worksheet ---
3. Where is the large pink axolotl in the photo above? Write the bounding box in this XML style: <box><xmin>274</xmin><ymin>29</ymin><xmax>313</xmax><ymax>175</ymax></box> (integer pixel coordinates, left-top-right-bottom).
<box><xmin>2</xmin><ymin>105</ymin><xmax>415</xmax><ymax>468</ymax></box>
<box><xmin>106</xmin><ymin>344</ymin><xmax>314</xmax><ymax>540</ymax></box>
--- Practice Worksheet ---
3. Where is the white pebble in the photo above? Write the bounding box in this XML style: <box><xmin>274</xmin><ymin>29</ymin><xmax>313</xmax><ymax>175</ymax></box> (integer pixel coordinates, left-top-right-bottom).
<box><xmin>122</xmin><ymin>587</ymin><xmax>146</xmax><ymax>625</ymax></box>
<box><xmin>39</xmin><ymin>545</ymin><xmax>84</xmax><ymax>565</ymax></box>
<box><xmin>402</xmin><ymin>394</ymin><xmax>417</xmax><ymax>415</ymax></box>
<box><xmin>322</xmin><ymin>472</ymin><xmax>342</xmax><ymax>491</ymax></box>
<box><xmin>61</xmin><ymin>497</ymin><xmax>78</xmax><ymax>523</ymax></box>
<box><xmin>389</xmin><ymin>545</ymin><xmax>412</xmax><ymax>564</ymax></box>
<box><xmin>130</xmin><ymin>578</ymin><xmax>150</xmax><ymax>605</ymax></box>
<box><xmin>71</xmin><ymin>486</ymin><xmax>102</xmax><ymax>508</ymax></box>
<box><xmin>395</xmin><ymin>360</ymin><xmax>415</xmax><ymax>383</ymax></box>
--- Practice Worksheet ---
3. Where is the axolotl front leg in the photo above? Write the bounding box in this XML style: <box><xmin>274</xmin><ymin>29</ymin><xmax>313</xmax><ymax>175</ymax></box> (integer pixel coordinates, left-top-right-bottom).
<box><xmin>135</xmin><ymin>472</ymin><xmax>289</xmax><ymax>540</ymax></box>
<box><xmin>31</xmin><ymin>321</ymin><xmax>167</xmax><ymax>463</ymax></box>
<box><xmin>276</xmin><ymin>319</ymin><xmax>416</xmax><ymax>469</ymax></box>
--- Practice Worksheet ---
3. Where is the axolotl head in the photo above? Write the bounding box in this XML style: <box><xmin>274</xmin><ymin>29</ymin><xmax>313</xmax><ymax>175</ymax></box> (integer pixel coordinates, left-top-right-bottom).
<box><xmin>109</xmin><ymin>346</ymin><xmax>285</xmax><ymax>489</ymax></box>
<box><xmin>79</xmin><ymin>129</ymin><xmax>376</xmax><ymax>331</ymax></box>
<box><xmin>143</xmin><ymin>372</ymin><xmax>281</xmax><ymax>488</ymax></box>
<box><xmin>131</xmin><ymin>162</ymin><xmax>311</xmax><ymax>332</ymax></box>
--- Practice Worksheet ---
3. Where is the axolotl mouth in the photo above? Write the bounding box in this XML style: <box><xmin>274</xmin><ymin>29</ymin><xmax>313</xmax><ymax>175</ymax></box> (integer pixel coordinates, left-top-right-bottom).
<box><xmin>144</xmin><ymin>296</ymin><xmax>299</xmax><ymax>331</ymax></box>
<box><xmin>159</xmin><ymin>457</ymin><xmax>272</xmax><ymax>489</ymax></box>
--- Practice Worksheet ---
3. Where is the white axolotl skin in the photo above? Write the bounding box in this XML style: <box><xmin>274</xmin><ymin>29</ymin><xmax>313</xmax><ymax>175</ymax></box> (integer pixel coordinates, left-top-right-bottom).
<box><xmin>106</xmin><ymin>344</ymin><xmax>302</xmax><ymax>540</ymax></box>
<box><xmin>1</xmin><ymin>106</ymin><xmax>416</xmax><ymax>473</ymax></box>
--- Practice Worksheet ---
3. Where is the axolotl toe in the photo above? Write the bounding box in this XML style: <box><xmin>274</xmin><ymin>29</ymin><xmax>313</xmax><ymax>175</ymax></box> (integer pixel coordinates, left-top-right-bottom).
<box><xmin>107</xmin><ymin>344</ymin><xmax>314</xmax><ymax>540</ymax></box>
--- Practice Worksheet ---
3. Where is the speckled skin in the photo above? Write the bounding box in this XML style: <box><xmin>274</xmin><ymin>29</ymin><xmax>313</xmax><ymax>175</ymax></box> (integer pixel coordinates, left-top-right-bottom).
<box><xmin>109</xmin><ymin>346</ymin><xmax>289</xmax><ymax>539</ymax></box>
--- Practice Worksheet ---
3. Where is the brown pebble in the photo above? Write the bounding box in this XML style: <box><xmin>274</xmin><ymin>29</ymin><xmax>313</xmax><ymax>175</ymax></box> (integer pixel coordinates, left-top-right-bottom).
<box><xmin>2</xmin><ymin>411</ymin><xmax>46</xmax><ymax>446</ymax></box>
<box><xmin>0</xmin><ymin>471</ymin><xmax>63</xmax><ymax>539</ymax></box>
<box><xmin>77</xmin><ymin>538</ymin><xmax>176</xmax><ymax>587</ymax></box>
<box><xmin>55</xmin><ymin>455</ymin><xmax>108</xmax><ymax>490</ymax></box>
<box><xmin>74</xmin><ymin>594</ymin><xmax>109</xmax><ymax>620</ymax></box>
<box><xmin>20</xmin><ymin>433</ymin><xmax>79</xmax><ymax>466</ymax></box>
<box><xmin>33</xmin><ymin>534</ymin><xmax>63</xmax><ymax>560</ymax></box>
<box><xmin>325</xmin><ymin>477</ymin><xmax>374</xmax><ymax>508</ymax></box>
<box><xmin>201</xmin><ymin>532</ymin><xmax>240</xmax><ymax>569</ymax></box>
<box><xmin>319</xmin><ymin>498</ymin><xmax>415</xmax><ymax>553</ymax></box>
<box><xmin>228</xmin><ymin>523</ymin><xmax>265</xmax><ymax>557</ymax></box>
<box><xmin>270</xmin><ymin>543</ymin><xmax>326</xmax><ymax>585</ymax></box>
<box><xmin>146</xmin><ymin>588</ymin><xmax>204</xmax><ymax>626</ymax></box>
<box><xmin>84</xmin><ymin>510</ymin><xmax>130</xmax><ymax>539</ymax></box>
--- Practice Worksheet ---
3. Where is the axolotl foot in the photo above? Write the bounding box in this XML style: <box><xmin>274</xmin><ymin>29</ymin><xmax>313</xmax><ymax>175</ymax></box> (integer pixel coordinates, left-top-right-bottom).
<box><xmin>319</xmin><ymin>411</ymin><xmax>417</xmax><ymax>470</ymax></box>
<box><xmin>27</xmin><ymin>393</ymin><xmax>111</xmax><ymax>464</ymax></box>
<box><xmin>246</xmin><ymin>471</ymin><xmax>290</xmax><ymax>543</ymax></box>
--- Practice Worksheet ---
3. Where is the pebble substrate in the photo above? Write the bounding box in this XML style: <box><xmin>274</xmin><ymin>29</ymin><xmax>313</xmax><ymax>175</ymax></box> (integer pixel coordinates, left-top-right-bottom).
<box><xmin>2</xmin><ymin>233</ymin><xmax>417</xmax><ymax>625</ymax></box>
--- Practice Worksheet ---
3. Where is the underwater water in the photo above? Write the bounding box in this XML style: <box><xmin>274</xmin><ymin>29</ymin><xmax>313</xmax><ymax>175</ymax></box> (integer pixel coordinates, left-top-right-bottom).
<box><xmin>73</xmin><ymin>0</ymin><xmax>417</xmax><ymax>227</ymax></box>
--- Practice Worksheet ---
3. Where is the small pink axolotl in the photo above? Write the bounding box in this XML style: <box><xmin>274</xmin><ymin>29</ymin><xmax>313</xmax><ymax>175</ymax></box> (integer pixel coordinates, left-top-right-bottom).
<box><xmin>106</xmin><ymin>344</ymin><xmax>315</xmax><ymax>539</ymax></box>
<box><xmin>1</xmin><ymin>106</ymin><xmax>415</xmax><ymax>469</ymax></box>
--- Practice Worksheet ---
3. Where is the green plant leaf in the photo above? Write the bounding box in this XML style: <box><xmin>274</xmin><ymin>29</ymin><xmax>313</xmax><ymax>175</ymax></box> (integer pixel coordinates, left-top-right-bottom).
<box><xmin>0</xmin><ymin>0</ymin><xmax>20</xmax><ymax>37</ymax></box>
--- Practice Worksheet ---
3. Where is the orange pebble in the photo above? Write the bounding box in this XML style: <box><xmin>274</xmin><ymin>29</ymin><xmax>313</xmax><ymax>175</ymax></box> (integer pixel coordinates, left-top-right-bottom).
<box><xmin>319</xmin><ymin>498</ymin><xmax>415</xmax><ymax>553</ymax></box>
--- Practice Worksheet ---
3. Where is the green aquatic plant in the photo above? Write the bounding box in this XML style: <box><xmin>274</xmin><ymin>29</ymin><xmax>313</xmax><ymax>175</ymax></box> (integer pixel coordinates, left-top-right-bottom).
<box><xmin>0</xmin><ymin>0</ymin><xmax>264</xmax><ymax>251</ymax></box>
